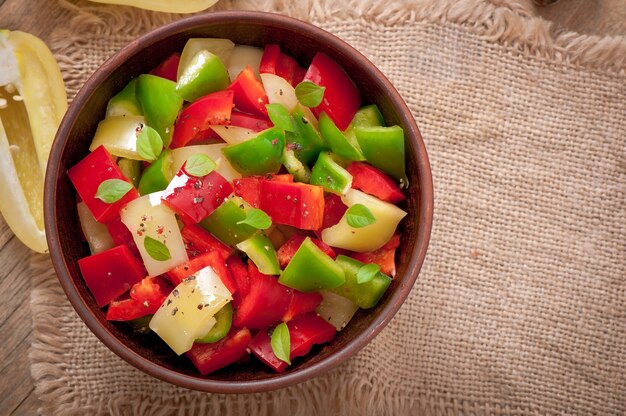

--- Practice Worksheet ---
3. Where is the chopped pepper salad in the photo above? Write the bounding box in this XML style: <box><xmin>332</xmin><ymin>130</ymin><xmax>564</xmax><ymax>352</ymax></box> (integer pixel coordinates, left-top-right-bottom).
<box><xmin>69</xmin><ymin>38</ymin><xmax>409</xmax><ymax>375</ymax></box>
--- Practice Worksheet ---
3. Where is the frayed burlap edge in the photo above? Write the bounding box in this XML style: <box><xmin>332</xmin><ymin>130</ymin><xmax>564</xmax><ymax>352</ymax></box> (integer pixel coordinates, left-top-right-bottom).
<box><xmin>30</xmin><ymin>0</ymin><xmax>626</xmax><ymax>415</ymax></box>
<box><xmin>48</xmin><ymin>0</ymin><xmax>626</xmax><ymax>97</ymax></box>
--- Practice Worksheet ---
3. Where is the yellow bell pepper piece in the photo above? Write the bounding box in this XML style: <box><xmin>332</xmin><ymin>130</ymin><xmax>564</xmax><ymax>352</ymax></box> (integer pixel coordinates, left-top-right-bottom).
<box><xmin>88</xmin><ymin>0</ymin><xmax>219</xmax><ymax>13</ymax></box>
<box><xmin>0</xmin><ymin>30</ymin><xmax>67</xmax><ymax>253</ymax></box>
<box><xmin>321</xmin><ymin>189</ymin><xmax>407</xmax><ymax>252</ymax></box>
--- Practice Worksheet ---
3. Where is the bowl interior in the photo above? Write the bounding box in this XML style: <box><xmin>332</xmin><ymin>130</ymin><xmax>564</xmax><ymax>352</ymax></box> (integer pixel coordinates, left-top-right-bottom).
<box><xmin>46</xmin><ymin>11</ymin><xmax>432</xmax><ymax>393</ymax></box>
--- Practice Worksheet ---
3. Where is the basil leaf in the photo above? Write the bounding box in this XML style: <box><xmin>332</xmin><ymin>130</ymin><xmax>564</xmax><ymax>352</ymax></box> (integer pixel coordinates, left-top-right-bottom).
<box><xmin>345</xmin><ymin>204</ymin><xmax>376</xmax><ymax>228</ymax></box>
<box><xmin>356</xmin><ymin>263</ymin><xmax>380</xmax><ymax>284</ymax></box>
<box><xmin>295</xmin><ymin>81</ymin><xmax>325</xmax><ymax>108</ymax></box>
<box><xmin>266</xmin><ymin>103</ymin><xmax>295</xmax><ymax>132</ymax></box>
<box><xmin>271</xmin><ymin>322</ymin><xmax>291</xmax><ymax>365</ymax></box>
<box><xmin>236</xmin><ymin>208</ymin><xmax>272</xmax><ymax>230</ymax></box>
<box><xmin>94</xmin><ymin>179</ymin><xmax>133</xmax><ymax>203</ymax></box>
<box><xmin>136</xmin><ymin>125</ymin><xmax>163</xmax><ymax>161</ymax></box>
<box><xmin>184</xmin><ymin>154</ymin><xmax>216</xmax><ymax>177</ymax></box>
<box><xmin>144</xmin><ymin>236</ymin><xmax>171</xmax><ymax>261</ymax></box>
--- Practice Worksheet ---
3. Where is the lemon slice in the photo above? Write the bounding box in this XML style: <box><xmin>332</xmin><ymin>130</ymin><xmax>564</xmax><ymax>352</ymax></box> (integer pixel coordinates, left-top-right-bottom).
<box><xmin>0</xmin><ymin>30</ymin><xmax>67</xmax><ymax>253</ymax></box>
<box><xmin>88</xmin><ymin>0</ymin><xmax>218</xmax><ymax>13</ymax></box>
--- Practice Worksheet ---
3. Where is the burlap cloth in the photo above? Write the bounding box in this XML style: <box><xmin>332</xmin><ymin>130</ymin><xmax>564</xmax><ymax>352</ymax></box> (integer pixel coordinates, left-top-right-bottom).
<box><xmin>29</xmin><ymin>0</ymin><xmax>626</xmax><ymax>414</ymax></box>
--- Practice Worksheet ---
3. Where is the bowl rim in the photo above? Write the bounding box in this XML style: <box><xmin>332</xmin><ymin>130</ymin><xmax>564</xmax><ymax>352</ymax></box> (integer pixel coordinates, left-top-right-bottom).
<box><xmin>45</xmin><ymin>10</ymin><xmax>433</xmax><ymax>393</ymax></box>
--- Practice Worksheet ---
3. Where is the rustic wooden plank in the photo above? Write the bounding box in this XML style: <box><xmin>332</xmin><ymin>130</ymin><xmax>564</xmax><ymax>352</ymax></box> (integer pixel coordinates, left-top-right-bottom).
<box><xmin>0</xmin><ymin>215</ymin><xmax>15</xmax><ymax>251</ymax></box>
<box><xmin>0</xmin><ymin>228</ymin><xmax>38</xmax><ymax>415</ymax></box>
<box><xmin>0</xmin><ymin>334</ymin><xmax>37</xmax><ymax>415</ymax></box>
<box><xmin>0</xmin><ymin>285</ymin><xmax>32</xmax><ymax>372</ymax></box>
<box><xmin>0</xmin><ymin>237</ymin><xmax>32</xmax><ymax>327</ymax></box>
<box><xmin>0</xmin><ymin>0</ymin><xmax>67</xmax><ymax>41</ymax></box>
<box><xmin>12</xmin><ymin>388</ymin><xmax>40</xmax><ymax>416</ymax></box>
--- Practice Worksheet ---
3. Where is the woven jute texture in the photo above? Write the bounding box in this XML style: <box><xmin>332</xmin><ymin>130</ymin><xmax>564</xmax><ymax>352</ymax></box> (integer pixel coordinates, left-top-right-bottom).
<box><xmin>30</xmin><ymin>0</ymin><xmax>626</xmax><ymax>415</ymax></box>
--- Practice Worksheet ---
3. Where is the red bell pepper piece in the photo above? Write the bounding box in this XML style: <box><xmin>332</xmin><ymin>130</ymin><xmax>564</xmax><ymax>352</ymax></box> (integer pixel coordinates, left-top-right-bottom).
<box><xmin>232</xmin><ymin>173</ymin><xmax>293</xmax><ymax>208</ymax></box>
<box><xmin>105</xmin><ymin>218</ymin><xmax>140</xmax><ymax>257</ymax></box>
<box><xmin>106</xmin><ymin>293</ymin><xmax>144</xmax><ymax>321</ymax></box>
<box><xmin>259</xmin><ymin>44</ymin><xmax>305</xmax><ymax>87</ymax></box>
<box><xmin>259</xmin><ymin>181</ymin><xmax>324</xmax><ymax>230</ymax></box>
<box><xmin>276</xmin><ymin>54</ymin><xmax>299</xmax><ymax>87</ymax></box>
<box><xmin>106</xmin><ymin>276</ymin><xmax>173</xmax><ymax>321</ymax></box>
<box><xmin>346</xmin><ymin>162</ymin><xmax>405</xmax><ymax>203</ymax></box>
<box><xmin>165</xmin><ymin>250</ymin><xmax>237</xmax><ymax>295</ymax></box>
<box><xmin>259</xmin><ymin>44</ymin><xmax>281</xmax><ymax>74</ymax></box>
<box><xmin>229</xmin><ymin>110</ymin><xmax>273</xmax><ymax>132</ymax></box>
<box><xmin>317</xmin><ymin>193</ymin><xmax>348</xmax><ymax>236</ymax></box>
<box><xmin>149</xmin><ymin>53</ymin><xmax>180</xmax><ymax>82</ymax></box>
<box><xmin>277</xmin><ymin>235</ymin><xmax>336</xmax><ymax>269</ymax></box>
<box><xmin>288</xmin><ymin>312</ymin><xmax>336</xmax><ymax>357</ymax></box>
<box><xmin>186</xmin><ymin>327</ymin><xmax>252</xmax><ymax>375</ymax></box>
<box><xmin>161</xmin><ymin>169</ymin><xmax>233</xmax><ymax>224</ymax></box>
<box><xmin>303</xmin><ymin>52</ymin><xmax>361</xmax><ymax>130</ymax></box>
<box><xmin>282</xmin><ymin>290</ymin><xmax>322</xmax><ymax>322</ymax></box>
<box><xmin>184</xmin><ymin>128</ymin><xmax>223</xmax><ymax>146</ymax></box>
<box><xmin>78</xmin><ymin>244</ymin><xmax>146</xmax><ymax>307</ymax></box>
<box><xmin>294</xmin><ymin>66</ymin><xmax>307</xmax><ymax>86</ymax></box>
<box><xmin>232</xmin><ymin>264</ymin><xmax>292</xmax><ymax>329</ymax></box>
<box><xmin>228</xmin><ymin>65</ymin><xmax>269</xmax><ymax>117</ymax></box>
<box><xmin>249</xmin><ymin>312</ymin><xmax>336</xmax><ymax>373</ymax></box>
<box><xmin>170</xmin><ymin>90</ymin><xmax>234</xmax><ymax>149</ymax></box>
<box><xmin>181</xmin><ymin>224</ymin><xmax>231</xmax><ymax>260</ymax></box>
<box><xmin>225</xmin><ymin>255</ymin><xmax>249</xmax><ymax>309</ymax></box>
<box><xmin>351</xmin><ymin>232</ymin><xmax>401</xmax><ymax>277</ymax></box>
<box><xmin>68</xmin><ymin>145</ymin><xmax>139</xmax><ymax>223</ymax></box>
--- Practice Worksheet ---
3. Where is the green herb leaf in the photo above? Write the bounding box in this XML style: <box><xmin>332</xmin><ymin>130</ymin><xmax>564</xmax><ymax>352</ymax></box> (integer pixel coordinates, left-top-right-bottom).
<box><xmin>271</xmin><ymin>322</ymin><xmax>291</xmax><ymax>365</ymax></box>
<box><xmin>345</xmin><ymin>204</ymin><xmax>376</xmax><ymax>228</ymax></box>
<box><xmin>236</xmin><ymin>208</ymin><xmax>272</xmax><ymax>230</ymax></box>
<box><xmin>357</xmin><ymin>263</ymin><xmax>380</xmax><ymax>284</ymax></box>
<box><xmin>94</xmin><ymin>179</ymin><xmax>133</xmax><ymax>203</ymax></box>
<box><xmin>184</xmin><ymin>154</ymin><xmax>216</xmax><ymax>177</ymax></box>
<box><xmin>136</xmin><ymin>125</ymin><xmax>163</xmax><ymax>161</ymax></box>
<box><xmin>144</xmin><ymin>236</ymin><xmax>171</xmax><ymax>261</ymax></box>
<box><xmin>295</xmin><ymin>81</ymin><xmax>325</xmax><ymax>107</ymax></box>
<box><xmin>266</xmin><ymin>103</ymin><xmax>295</xmax><ymax>132</ymax></box>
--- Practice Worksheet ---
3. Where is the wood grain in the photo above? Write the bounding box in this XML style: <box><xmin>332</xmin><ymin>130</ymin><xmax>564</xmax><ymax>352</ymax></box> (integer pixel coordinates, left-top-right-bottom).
<box><xmin>0</xmin><ymin>0</ymin><xmax>624</xmax><ymax>414</ymax></box>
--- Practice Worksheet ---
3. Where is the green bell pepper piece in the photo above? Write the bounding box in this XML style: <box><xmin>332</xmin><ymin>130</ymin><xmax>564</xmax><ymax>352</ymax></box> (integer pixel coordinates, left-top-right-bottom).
<box><xmin>200</xmin><ymin>197</ymin><xmax>256</xmax><ymax>246</ymax></box>
<box><xmin>282</xmin><ymin>148</ymin><xmax>311</xmax><ymax>183</ymax></box>
<box><xmin>117</xmin><ymin>157</ymin><xmax>142</xmax><ymax>188</ymax></box>
<box><xmin>137</xmin><ymin>149</ymin><xmax>173</xmax><ymax>195</ymax></box>
<box><xmin>136</xmin><ymin>74</ymin><xmax>183</xmax><ymax>147</ymax></box>
<box><xmin>343</xmin><ymin>104</ymin><xmax>384</xmax><ymax>144</ymax></box>
<box><xmin>349</xmin><ymin>104</ymin><xmax>385</xmax><ymax>128</ymax></box>
<box><xmin>310</xmin><ymin>151</ymin><xmax>352</xmax><ymax>195</ymax></box>
<box><xmin>222</xmin><ymin>127</ymin><xmax>285</xmax><ymax>176</ymax></box>
<box><xmin>176</xmin><ymin>50</ymin><xmax>230</xmax><ymax>102</ymax></box>
<box><xmin>354</xmin><ymin>125</ymin><xmax>406</xmax><ymax>184</ymax></box>
<box><xmin>129</xmin><ymin>315</ymin><xmax>152</xmax><ymax>333</ymax></box>
<box><xmin>106</xmin><ymin>78</ymin><xmax>142</xmax><ymax>117</ymax></box>
<box><xmin>330</xmin><ymin>255</ymin><xmax>392</xmax><ymax>309</ymax></box>
<box><xmin>279</xmin><ymin>237</ymin><xmax>345</xmax><ymax>292</ymax></box>
<box><xmin>195</xmin><ymin>303</ymin><xmax>233</xmax><ymax>344</ymax></box>
<box><xmin>319</xmin><ymin>112</ymin><xmax>365</xmax><ymax>162</ymax></box>
<box><xmin>285</xmin><ymin>106</ymin><xmax>328</xmax><ymax>166</ymax></box>
<box><xmin>236</xmin><ymin>233</ymin><xmax>280</xmax><ymax>275</ymax></box>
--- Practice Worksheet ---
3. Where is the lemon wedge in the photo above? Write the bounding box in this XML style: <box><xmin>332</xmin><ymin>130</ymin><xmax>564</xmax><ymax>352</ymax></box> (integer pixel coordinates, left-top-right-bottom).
<box><xmin>88</xmin><ymin>0</ymin><xmax>218</xmax><ymax>13</ymax></box>
<box><xmin>0</xmin><ymin>30</ymin><xmax>67</xmax><ymax>253</ymax></box>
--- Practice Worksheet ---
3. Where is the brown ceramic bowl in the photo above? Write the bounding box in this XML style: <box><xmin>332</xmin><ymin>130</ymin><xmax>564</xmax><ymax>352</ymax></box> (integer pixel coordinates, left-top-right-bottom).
<box><xmin>44</xmin><ymin>11</ymin><xmax>433</xmax><ymax>393</ymax></box>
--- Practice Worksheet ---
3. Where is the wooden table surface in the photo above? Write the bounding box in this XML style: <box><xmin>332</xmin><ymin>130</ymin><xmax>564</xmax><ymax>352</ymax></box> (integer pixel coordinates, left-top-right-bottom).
<box><xmin>0</xmin><ymin>0</ymin><xmax>625</xmax><ymax>414</ymax></box>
